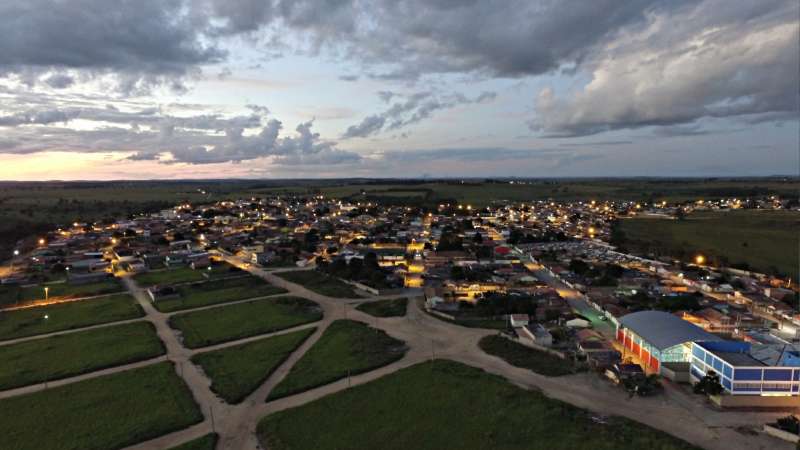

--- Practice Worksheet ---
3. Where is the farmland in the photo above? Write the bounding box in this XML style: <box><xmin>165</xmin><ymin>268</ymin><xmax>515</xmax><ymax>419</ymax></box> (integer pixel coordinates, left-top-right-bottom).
<box><xmin>617</xmin><ymin>210</ymin><xmax>800</xmax><ymax>277</ymax></box>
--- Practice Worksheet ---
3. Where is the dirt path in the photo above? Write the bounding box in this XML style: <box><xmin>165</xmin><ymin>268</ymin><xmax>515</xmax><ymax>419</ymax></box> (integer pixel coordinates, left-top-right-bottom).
<box><xmin>9</xmin><ymin>255</ymin><xmax>785</xmax><ymax>450</ymax></box>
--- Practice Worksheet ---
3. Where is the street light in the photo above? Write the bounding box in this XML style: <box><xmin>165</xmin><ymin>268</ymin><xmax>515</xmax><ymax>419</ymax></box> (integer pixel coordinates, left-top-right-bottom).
<box><xmin>38</xmin><ymin>238</ymin><xmax>45</xmax><ymax>246</ymax></box>
<box><xmin>44</xmin><ymin>286</ymin><xmax>49</xmax><ymax>302</ymax></box>
<box><xmin>695</xmin><ymin>255</ymin><xmax>706</xmax><ymax>265</ymax></box>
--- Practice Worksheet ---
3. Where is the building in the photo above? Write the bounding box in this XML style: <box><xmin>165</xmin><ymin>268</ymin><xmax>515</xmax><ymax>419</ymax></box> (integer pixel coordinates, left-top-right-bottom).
<box><xmin>616</xmin><ymin>310</ymin><xmax>722</xmax><ymax>373</ymax></box>
<box><xmin>690</xmin><ymin>341</ymin><xmax>800</xmax><ymax>397</ymax></box>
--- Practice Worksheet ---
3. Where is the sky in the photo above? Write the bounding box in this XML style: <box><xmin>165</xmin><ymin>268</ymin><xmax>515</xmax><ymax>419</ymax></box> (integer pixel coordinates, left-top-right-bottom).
<box><xmin>0</xmin><ymin>0</ymin><xmax>798</xmax><ymax>180</ymax></box>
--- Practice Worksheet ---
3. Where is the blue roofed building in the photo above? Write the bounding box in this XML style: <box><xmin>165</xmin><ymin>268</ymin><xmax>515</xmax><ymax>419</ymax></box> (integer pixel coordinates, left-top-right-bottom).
<box><xmin>691</xmin><ymin>341</ymin><xmax>800</xmax><ymax>397</ymax></box>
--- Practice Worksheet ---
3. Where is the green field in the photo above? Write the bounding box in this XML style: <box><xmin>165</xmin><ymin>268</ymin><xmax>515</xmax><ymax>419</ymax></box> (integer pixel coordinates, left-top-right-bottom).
<box><xmin>0</xmin><ymin>322</ymin><xmax>164</xmax><ymax>391</ymax></box>
<box><xmin>154</xmin><ymin>276</ymin><xmax>288</xmax><ymax>313</ymax></box>
<box><xmin>169</xmin><ymin>296</ymin><xmax>322</xmax><ymax>348</ymax></box>
<box><xmin>617</xmin><ymin>210</ymin><xmax>800</xmax><ymax>277</ymax></box>
<box><xmin>275</xmin><ymin>270</ymin><xmax>361</xmax><ymax>298</ymax></box>
<box><xmin>478</xmin><ymin>335</ymin><xmax>575</xmax><ymax>377</ymax></box>
<box><xmin>0</xmin><ymin>278</ymin><xmax>123</xmax><ymax>307</ymax></box>
<box><xmin>258</xmin><ymin>360</ymin><xmax>698</xmax><ymax>450</ymax></box>
<box><xmin>134</xmin><ymin>267</ymin><xmax>208</xmax><ymax>286</ymax></box>
<box><xmin>168</xmin><ymin>433</ymin><xmax>218</xmax><ymax>450</ymax></box>
<box><xmin>268</xmin><ymin>320</ymin><xmax>407</xmax><ymax>400</ymax></box>
<box><xmin>356</xmin><ymin>298</ymin><xmax>408</xmax><ymax>317</ymax></box>
<box><xmin>313</xmin><ymin>179</ymin><xmax>800</xmax><ymax>207</ymax></box>
<box><xmin>0</xmin><ymin>293</ymin><xmax>143</xmax><ymax>341</ymax></box>
<box><xmin>192</xmin><ymin>328</ymin><xmax>315</xmax><ymax>404</ymax></box>
<box><xmin>133</xmin><ymin>264</ymin><xmax>241</xmax><ymax>286</ymax></box>
<box><xmin>0</xmin><ymin>362</ymin><xmax>203</xmax><ymax>450</ymax></box>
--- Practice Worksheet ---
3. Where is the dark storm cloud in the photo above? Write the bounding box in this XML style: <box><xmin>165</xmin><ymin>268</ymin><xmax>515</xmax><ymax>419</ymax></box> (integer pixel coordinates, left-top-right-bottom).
<box><xmin>0</xmin><ymin>0</ymin><xmax>224</xmax><ymax>91</ymax></box>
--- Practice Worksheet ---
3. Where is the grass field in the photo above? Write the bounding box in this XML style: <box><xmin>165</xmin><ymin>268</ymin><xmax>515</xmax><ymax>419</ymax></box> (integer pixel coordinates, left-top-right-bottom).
<box><xmin>268</xmin><ymin>320</ymin><xmax>407</xmax><ymax>400</ymax></box>
<box><xmin>0</xmin><ymin>293</ymin><xmax>143</xmax><ymax>341</ymax></box>
<box><xmin>275</xmin><ymin>270</ymin><xmax>361</xmax><ymax>298</ymax></box>
<box><xmin>154</xmin><ymin>276</ymin><xmax>288</xmax><ymax>313</ymax></box>
<box><xmin>192</xmin><ymin>328</ymin><xmax>315</xmax><ymax>404</ymax></box>
<box><xmin>133</xmin><ymin>264</ymin><xmax>242</xmax><ymax>287</ymax></box>
<box><xmin>167</xmin><ymin>433</ymin><xmax>218</xmax><ymax>450</ymax></box>
<box><xmin>0</xmin><ymin>362</ymin><xmax>203</xmax><ymax>450</ymax></box>
<box><xmin>0</xmin><ymin>322</ymin><xmax>164</xmax><ymax>391</ymax></box>
<box><xmin>478</xmin><ymin>335</ymin><xmax>575</xmax><ymax>377</ymax></box>
<box><xmin>618</xmin><ymin>210</ymin><xmax>800</xmax><ymax>277</ymax></box>
<box><xmin>314</xmin><ymin>179</ymin><xmax>800</xmax><ymax>206</ymax></box>
<box><xmin>258</xmin><ymin>360</ymin><xmax>699</xmax><ymax>450</ymax></box>
<box><xmin>0</xmin><ymin>278</ymin><xmax>123</xmax><ymax>307</ymax></box>
<box><xmin>356</xmin><ymin>298</ymin><xmax>408</xmax><ymax>317</ymax></box>
<box><xmin>169</xmin><ymin>296</ymin><xmax>322</xmax><ymax>348</ymax></box>
<box><xmin>133</xmin><ymin>267</ymin><xmax>208</xmax><ymax>286</ymax></box>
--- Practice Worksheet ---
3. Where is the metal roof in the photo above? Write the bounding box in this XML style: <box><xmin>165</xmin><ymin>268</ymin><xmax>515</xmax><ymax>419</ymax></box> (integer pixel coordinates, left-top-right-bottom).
<box><xmin>619</xmin><ymin>310</ymin><xmax>722</xmax><ymax>351</ymax></box>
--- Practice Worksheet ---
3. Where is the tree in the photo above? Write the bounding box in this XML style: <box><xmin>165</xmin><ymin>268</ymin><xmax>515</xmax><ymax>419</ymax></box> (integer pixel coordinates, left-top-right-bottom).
<box><xmin>693</xmin><ymin>371</ymin><xmax>724</xmax><ymax>396</ymax></box>
<box><xmin>568</xmin><ymin>259</ymin><xmax>590</xmax><ymax>276</ymax></box>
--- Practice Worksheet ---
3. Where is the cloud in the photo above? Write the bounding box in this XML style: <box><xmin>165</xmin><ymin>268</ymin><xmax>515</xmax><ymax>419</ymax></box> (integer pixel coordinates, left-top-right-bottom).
<box><xmin>342</xmin><ymin>90</ymin><xmax>497</xmax><ymax>138</ymax></box>
<box><xmin>532</xmin><ymin>0</ymin><xmax>799</xmax><ymax>136</ymax></box>
<box><xmin>0</xmin><ymin>0</ymin><xmax>224</xmax><ymax>92</ymax></box>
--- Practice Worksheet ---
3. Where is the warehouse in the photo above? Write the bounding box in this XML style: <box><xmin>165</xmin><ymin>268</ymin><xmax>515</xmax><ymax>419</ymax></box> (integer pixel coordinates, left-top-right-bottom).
<box><xmin>616</xmin><ymin>310</ymin><xmax>722</xmax><ymax>373</ymax></box>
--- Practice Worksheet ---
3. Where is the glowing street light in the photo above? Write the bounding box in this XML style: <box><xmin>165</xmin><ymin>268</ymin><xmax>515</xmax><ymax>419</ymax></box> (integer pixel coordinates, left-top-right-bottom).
<box><xmin>44</xmin><ymin>286</ymin><xmax>49</xmax><ymax>302</ymax></box>
<box><xmin>695</xmin><ymin>254</ymin><xmax>706</xmax><ymax>265</ymax></box>
<box><xmin>38</xmin><ymin>238</ymin><xmax>45</xmax><ymax>246</ymax></box>
<box><xmin>13</xmin><ymin>249</ymin><xmax>19</xmax><ymax>257</ymax></box>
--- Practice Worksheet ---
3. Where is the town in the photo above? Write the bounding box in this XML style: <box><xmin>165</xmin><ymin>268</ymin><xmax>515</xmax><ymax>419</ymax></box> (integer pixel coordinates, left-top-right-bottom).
<box><xmin>1</xmin><ymin>189</ymin><xmax>798</xmax><ymax>449</ymax></box>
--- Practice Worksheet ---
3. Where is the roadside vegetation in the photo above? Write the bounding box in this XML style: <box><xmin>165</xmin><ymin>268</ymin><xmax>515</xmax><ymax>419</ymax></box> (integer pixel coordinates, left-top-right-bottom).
<box><xmin>192</xmin><ymin>328</ymin><xmax>315</xmax><ymax>404</ymax></box>
<box><xmin>268</xmin><ymin>320</ymin><xmax>407</xmax><ymax>400</ymax></box>
<box><xmin>0</xmin><ymin>321</ymin><xmax>164</xmax><ymax>391</ymax></box>
<box><xmin>169</xmin><ymin>296</ymin><xmax>322</xmax><ymax>348</ymax></box>
<box><xmin>355</xmin><ymin>298</ymin><xmax>408</xmax><ymax>317</ymax></box>
<box><xmin>0</xmin><ymin>293</ymin><xmax>143</xmax><ymax>341</ymax></box>
<box><xmin>258</xmin><ymin>360</ymin><xmax>699</xmax><ymax>450</ymax></box>
<box><xmin>153</xmin><ymin>276</ymin><xmax>287</xmax><ymax>313</ymax></box>
<box><xmin>0</xmin><ymin>362</ymin><xmax>203</xmax><ymax>450</ymax></box>
<box><xmin>478</xmin><ymin>335</ymin><xmax>576</xmax><ymax>377</ymax></box>
<box><xmin>275</xmin><ymin>270</ymin><xmax>361</xmax><ymax>298</ymax></box>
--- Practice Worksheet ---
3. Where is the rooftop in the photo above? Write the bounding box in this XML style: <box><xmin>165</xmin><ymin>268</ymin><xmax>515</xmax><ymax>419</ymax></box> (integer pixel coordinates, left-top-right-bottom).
<box><xmin>619</xmin><ymin>310</ymin><xmax>722</xmax><ymax>351</ymax></box>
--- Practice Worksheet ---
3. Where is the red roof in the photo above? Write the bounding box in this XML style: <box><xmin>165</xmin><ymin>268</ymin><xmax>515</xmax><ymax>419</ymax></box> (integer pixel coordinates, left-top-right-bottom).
<box><xmin>494</xmin><ymin>246</ymin><xmax>511</xmax><ymax>255</ymax></box>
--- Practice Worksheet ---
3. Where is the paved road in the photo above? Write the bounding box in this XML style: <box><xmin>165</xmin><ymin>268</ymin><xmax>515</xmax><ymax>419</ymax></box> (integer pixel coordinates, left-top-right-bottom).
<box><xmin>1</xmin><ymin>257</ymin><xmax>790</xmax><ymax>450</ymax></box>
<box><xmin>532</xmin><ymin>268</ymin><xmax>616</xmax><ymax>337</ymax></box>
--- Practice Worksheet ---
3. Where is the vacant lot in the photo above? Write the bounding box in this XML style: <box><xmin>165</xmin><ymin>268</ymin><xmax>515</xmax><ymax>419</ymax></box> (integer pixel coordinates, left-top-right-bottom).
<box><xmin>478</xmin><ymin>335</ymin><xmax>575</xmax><ymax>377</ymax></box>
<box><xmin>0</xmin><ymin>362</ymin><xmax>203</xmax><ymax>450</ymax></box>
<box><xmin>0</xmin><ymin>278</ymin><xmax>122</xmax><ymax>308</ymax></box>
<box><xmin>134</xmin><ymin>267</ymin><xmax>208</xmax><ymax>286</ymax></box>
<box><xmin>170</xmin><ymin>296</ymin><xmax>322</xmax><ymax>348</ymax></box>
<box><xmin>618</xmin><ymin>210</ymin><xmax>800</xmax><ymax>277</ymax></box>
<box><xmin>268</xmin><ymin>320</ymin><xmax>407</xmax><ymax>400</ymax></box>
<box><xmin>258</xmin><ymin>360</ymin><xmax>699</xmax><ymax>450</ymax></box>
<box><xmin>154</xmin><ymin>276</ymin><xmax>287</xmax><ymax>313</ymax></box>
<box><xmin>193</xmin><ymin>328</ymin><xmax>315</xmax><ymax>404</ymax></box>
<box><xmin>356</xmin><ymin>298</ymin><xmax>408</xmax><ymax>317</ymax></box>
<box><xmin>0</xmin><ymin>293</ymin><xmax>143</xmax><ymax>341</ymax></box>
<box><xmin>276</xmin><ymin>270</ymin><xmax>361</xmax><ymax>298</ymax></box>
<box><xmin>168</xmin><ymin>433</ymin><xmax>218</xmax><ymax>450</ymax></box>
<box><xmin>0</xmin><ymin>321</ymin><xmax>164</xmax><ymax>391</ymax></box>
<box><xmin>134</xmin><ymin>264</ymin><xmax>242</xmax><ymax>287</ymax></box>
